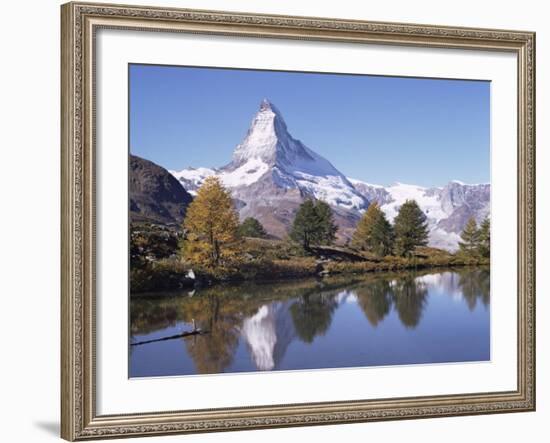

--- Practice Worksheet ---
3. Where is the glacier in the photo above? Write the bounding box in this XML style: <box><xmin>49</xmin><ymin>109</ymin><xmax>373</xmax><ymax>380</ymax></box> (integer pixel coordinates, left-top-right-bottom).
<box><xmin>348</xmin><ymin>179</ymin><xmax>490</xmax><ymax>251</ymax></box>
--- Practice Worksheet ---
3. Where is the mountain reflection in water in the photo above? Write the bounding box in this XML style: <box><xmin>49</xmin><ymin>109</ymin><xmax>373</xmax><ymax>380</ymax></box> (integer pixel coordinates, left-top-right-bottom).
<box><xmin>130</xmin><ymin>268</ymin><xmax>490</xmax><ymax>377</ymax></box>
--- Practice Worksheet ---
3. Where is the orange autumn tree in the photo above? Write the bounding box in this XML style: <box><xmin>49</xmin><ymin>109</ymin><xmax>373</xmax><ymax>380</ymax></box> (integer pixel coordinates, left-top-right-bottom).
<box><xmin>181</xmin><ymin>176</ymin><xmax>241</xmax><ymax>274</ymax></box>
<box><xmin>351</xmin><ymin>202</ymin><xmax>394</xmax><ymax>257</ymax></box>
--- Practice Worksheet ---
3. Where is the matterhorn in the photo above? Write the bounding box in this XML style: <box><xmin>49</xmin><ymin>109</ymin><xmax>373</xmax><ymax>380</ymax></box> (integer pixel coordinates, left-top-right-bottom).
<box><xmin>171</xmin><ymin>99</ymin><xmax>490</xmax><ymax>250</ymax></box>
<box><xmin>172</xmin><ymin>99</ymin><xmax>369</xmax><ymax>240</ymax></box>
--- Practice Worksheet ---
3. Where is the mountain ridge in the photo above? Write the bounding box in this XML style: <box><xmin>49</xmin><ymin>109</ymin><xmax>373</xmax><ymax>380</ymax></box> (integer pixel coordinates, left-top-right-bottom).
<box><xmin>129</xmin><ymin>154</ymin><xmax>193</xmax><ymax>224</ymax></box>
<box><xmin>169</xmin><ymin>99</ymin><xmax>490</xmax><ymax>250</ymax></box>
<box><xmin>348</xmin><ymin>179</ymin><xmax>490</xmax><ymax>251</ymax></box>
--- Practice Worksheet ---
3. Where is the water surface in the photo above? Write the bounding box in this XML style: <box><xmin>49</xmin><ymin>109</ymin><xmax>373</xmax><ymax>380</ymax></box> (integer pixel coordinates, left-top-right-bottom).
<box><xmin>129</xmin><ymin>267</ymin><xmax>490</xmax><ymax>377</ymax></box>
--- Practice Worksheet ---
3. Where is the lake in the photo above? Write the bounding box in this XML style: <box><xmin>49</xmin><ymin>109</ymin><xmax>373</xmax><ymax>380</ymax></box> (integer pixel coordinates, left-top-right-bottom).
<box><xmin>129</xmin><ymin>267</ymin><xmax>490</xmax><ymax>377</ymax></box>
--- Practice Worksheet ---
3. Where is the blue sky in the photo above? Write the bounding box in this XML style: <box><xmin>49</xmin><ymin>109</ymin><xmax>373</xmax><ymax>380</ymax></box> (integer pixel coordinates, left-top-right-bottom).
<box><xmin>129</xmin><ymin>64</ymin><xmax>490</xmax><ymax>187</ymax></box>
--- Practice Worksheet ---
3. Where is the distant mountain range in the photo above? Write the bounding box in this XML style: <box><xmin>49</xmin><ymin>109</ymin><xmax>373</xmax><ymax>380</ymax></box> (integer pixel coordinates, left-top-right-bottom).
<box><xmin>349</xmin><ymin>180</ymin><xmax>490</xmax><ymax>251</ymax></box>
<box><xmin>166</xmin><ymin>99</ymin><xmax>490</xmax><ymax>251</ymax></box>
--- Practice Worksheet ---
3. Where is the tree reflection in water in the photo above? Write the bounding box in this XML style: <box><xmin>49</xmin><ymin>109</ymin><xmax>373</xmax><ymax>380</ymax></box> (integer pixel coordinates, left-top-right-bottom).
<box><xmin>391</xmin><ymin>275</ymin><xmax>429</xmax><ymax>329</ymax></box>
<box><xmin>457</xmin><ymin>268</ymin><xmax>490</xmax><ymax>311</ymax></box>
<box><xmin>354</xmin><ymin>279</ymin><xmax>394</xmax><ymax>327</ymax></box>
<box><xmin>290</xmin><ymin>293</ymin><xmax>339</xmax><ymax>343</ymax></box>
<box><xmin>130</xmin><ymin>267</ymin><xmax>490</xmax><ymax>374</ymax></box>
<box><xmin>179</xmin><ymin>287</ymin><xmax>264</xmax><ymax>374</ymax></box>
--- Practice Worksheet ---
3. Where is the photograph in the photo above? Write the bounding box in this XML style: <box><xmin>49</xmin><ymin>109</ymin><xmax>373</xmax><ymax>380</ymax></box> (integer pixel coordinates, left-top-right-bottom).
<box><xmin>128</xmin><ymin>64</ymin><xmax>491</xmax><ymax>377</ymax></box>
<box><xmin>55</xmin><ymin>2</ymin><xmax>537</xmax><ymax>440</ymax></box>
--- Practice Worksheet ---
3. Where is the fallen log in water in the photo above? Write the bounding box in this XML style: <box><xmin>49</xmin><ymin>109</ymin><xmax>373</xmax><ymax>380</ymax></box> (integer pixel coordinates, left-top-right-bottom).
<box><xmin>130</xmin><ymin>329</ymin><xmax>209</xmax><ymax>346</ymax></box>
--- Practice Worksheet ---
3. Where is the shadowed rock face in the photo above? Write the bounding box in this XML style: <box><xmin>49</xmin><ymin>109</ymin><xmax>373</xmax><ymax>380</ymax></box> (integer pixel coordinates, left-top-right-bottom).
<box><xmin>129</xmin><ymin>154</ymin><xmax>193</xmax><ymax>224</ymax></box>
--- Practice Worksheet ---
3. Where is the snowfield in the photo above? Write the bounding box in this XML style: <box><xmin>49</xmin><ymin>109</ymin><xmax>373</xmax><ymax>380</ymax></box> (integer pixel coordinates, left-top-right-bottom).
<box><xmin>378</xmin><ymin>183</ymin><xmax>447</xmax><ymax>223</ymax></box>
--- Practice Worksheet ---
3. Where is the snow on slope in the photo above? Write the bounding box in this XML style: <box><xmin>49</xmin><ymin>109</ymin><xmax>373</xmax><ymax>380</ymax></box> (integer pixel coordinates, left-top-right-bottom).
<box><xmin>347</xmin><ymin>178</ymin><xmax>384</xmax><ymax>189</ymax></box>
<box><xmin>348</xmin><ymin>178</ymin><xmax>489</xmax><ymax>251</ymax></box>
<box><xmin>168</xmin><ymin>98</ymin><xmax>489</xmax><ymax>251</ymax></box>
<box><xmin>169</xmin><ymin>167</ymin><xmax>215</xmax><ymax>196</ymax></box>
<box><xmin>429</xmin><ymin>228</ymin><xmax>462</xmax><ymax>252</ymax></box>
<box><xmin>171</xmin><ymin>99</ymin><xmax>368</xmax><ymax>211</ymax></box>
<box><xmin>380</xmin><ymin>183</ymin><xmax>447</xmax><ymax>222</ymax></box>
<box><xmin>292</xmin><ymin>172</ymin><xmax>366</xmax><ymax>210</ymax></box>
<box><xmin>171</xmin><ymin>162</ymin><xmax>272</xmax><ymax>195</ymax></box>
<box><xmin>369</xmin><ymin>182</ymin><xmax>455</xmax><ymax>250</ymax></box>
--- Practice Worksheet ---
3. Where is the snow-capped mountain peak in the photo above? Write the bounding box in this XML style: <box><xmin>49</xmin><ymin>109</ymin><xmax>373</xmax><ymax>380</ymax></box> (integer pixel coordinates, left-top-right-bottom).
<box><xmin>230</xmin><ymin>98</ymin><xmax>313</xmax><ymax>169</ymax></box>
<box><xmin>169</xmin><ymin>99</ymin><xmax>489</xmax><ymax>250</ymax></box>
<box><xmin>173</xmin><ymin>99</ymin><xmax>369</xmax><ymax>213</ymax></box>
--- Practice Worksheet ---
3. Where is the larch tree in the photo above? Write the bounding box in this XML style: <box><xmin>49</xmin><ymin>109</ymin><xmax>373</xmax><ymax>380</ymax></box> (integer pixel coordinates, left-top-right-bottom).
<box><xmin>181</xmin><ymin>176</ymin><xmax>240</xmax><ymax>272</ymax></box>
<box><xmin>477</xmin><ymin>217</ymin><xmax>490</xmax><ymax>258</ymax></box>
<box><xmin>352</xmin><ymin>204</ymin><xmax>377</xmax><ymax>250</ymax></box>
<box><xmin>393</xmin><ymin>199</ymin><xmax>429</xmax><ymax>257</ymax></box>
<box><xmin>351</xmin><ymin>202</ymin><xmax>394</xmax><ymax>256</ymax></box>
<box><xmin>458</xmin><ymin>217</ymin><xmax>480</xmax><ymax>256</ymax></box>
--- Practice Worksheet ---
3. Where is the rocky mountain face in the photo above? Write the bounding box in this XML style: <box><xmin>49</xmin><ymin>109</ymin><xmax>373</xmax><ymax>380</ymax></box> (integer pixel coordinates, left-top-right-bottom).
<box><xmin>348</xmin><ymin>180</ymin><xmax>490</xmax><ymax>251</ymax></box>
<box><xmin>170</xmin><ymin>99</ymin><xmax>490</xmax><ymax>251</ymax></box>
<box><xmin>171</xmin><ymin>99</ymin><xmax>368</xmax><ymax>240</ymax></box>
<box><xmin>129</xmin><ymin>154</ymin><xmax>193</xmax><ymax>224</ymax></box>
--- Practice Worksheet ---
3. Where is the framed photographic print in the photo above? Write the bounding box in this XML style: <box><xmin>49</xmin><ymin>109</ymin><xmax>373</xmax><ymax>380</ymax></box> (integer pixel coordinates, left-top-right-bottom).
<box><xmin>61</xmin><ymin>1</ymin><xmax>536</xmax><ymax>440</ymax></box>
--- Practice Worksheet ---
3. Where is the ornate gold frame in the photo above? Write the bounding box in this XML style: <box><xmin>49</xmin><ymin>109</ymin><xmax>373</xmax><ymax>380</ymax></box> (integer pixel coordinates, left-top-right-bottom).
<box><xmin>61</xmin><ymin>2</ymin><xmax>536</xmax><ymax>440</ymax></box>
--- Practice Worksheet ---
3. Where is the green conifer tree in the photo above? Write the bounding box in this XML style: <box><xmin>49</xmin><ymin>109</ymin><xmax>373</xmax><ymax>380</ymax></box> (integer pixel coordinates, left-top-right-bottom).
<box><xmin>458</xmin><ymin>217</ymin><xmax>480</xmax><ymax>257</ymax></box>
<box><xmin>370</xmin><ymin>213</ymin><xmax>394</xmax><ymax>257</ymax></box>
<box><xmin>290</xmin><ymin>199</ymin><xmax>337</xmax><ymax>249</ymax></box>
<box><xmin>477</xmin><ymin>217</ymin><xmax>490</xmax><ymax>258</ymax></box>
<box><xmin>237</xmin><ymin>217</ymin><xmax>267</xmax><ymax>238</ymax></box>
<box><xmin>314</xmin><ymin>200</ymin><xmax>338</xmax><ymax>245</ymax></box>
<box><xmin>393</xmin><ymin>200</ymin><xmax>429</xmax><ymax>257</ymax></box>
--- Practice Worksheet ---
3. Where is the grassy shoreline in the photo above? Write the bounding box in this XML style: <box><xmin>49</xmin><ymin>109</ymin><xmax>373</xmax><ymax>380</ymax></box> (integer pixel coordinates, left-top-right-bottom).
<box><xmin>130</xmin><ymin>235</ymin><xmax>489</xmax><ymax>294</ymax></box>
